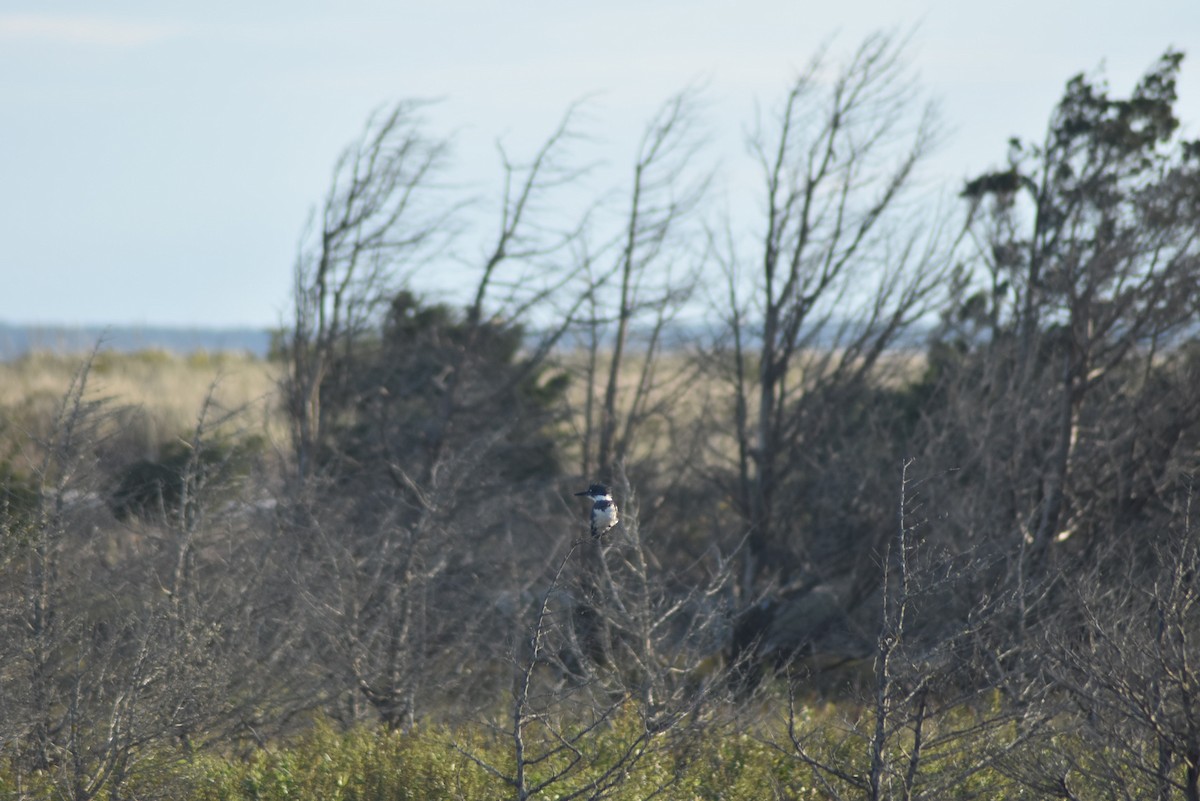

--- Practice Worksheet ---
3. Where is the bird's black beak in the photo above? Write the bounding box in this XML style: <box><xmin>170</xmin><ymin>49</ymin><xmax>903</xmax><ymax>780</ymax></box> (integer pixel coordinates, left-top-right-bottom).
<box><xmin>574</xmin><ymin>490</ymin><xmax>587</xmax><ymax>496</ymax></box>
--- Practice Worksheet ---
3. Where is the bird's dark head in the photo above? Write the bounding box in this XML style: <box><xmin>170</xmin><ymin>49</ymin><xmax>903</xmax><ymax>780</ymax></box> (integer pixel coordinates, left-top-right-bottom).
<box><xmin>575</xmin><ymin>482</ymin><xmax>611</xmax><ymax>500</ymax></box>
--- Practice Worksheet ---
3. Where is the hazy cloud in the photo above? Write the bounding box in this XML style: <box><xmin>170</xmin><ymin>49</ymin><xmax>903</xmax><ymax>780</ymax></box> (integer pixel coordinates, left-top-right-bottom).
<box><xmin>0</xmin><ymin>13</ymin><xmax>184</xmax><ymax>47</ymax></box>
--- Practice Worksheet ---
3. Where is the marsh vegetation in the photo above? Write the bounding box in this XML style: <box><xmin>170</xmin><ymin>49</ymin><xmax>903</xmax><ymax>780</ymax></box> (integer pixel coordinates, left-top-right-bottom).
<box><xmin>3</xmin><ymin>35</ymin><xmax>1200</xmax><ymax>800</ymax></box>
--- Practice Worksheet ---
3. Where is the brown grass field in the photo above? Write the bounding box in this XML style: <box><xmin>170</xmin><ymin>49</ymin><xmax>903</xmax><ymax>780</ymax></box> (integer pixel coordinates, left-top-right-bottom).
<box><xmin>0</xmin><ymin>349</ymin><xmax>284</xmax><ymax>469</ymax></box>
<box><xmin>0</xmin><ymin>345</ymin><xmax>926</xmax><ymax>478</ymax></box>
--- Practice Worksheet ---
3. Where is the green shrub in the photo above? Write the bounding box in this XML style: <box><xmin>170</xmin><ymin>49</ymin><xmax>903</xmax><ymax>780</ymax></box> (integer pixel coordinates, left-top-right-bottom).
<box><xmin>0</xmin><ymin>703</ymin><xmax>1175</xmax><ymax>800</ymax></box>
<box><xmin>172</xmin><ymin>722</ymin><xmax>497</xmax><ymax>801</ymax></box>
<box><xmin>109</xmin><ymin>433</ymin><xmax>265</xmax><ymax>521</ymax></box>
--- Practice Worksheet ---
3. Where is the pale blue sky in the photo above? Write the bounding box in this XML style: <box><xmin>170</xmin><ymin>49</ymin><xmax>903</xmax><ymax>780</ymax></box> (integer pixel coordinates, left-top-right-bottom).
<box><xmin>3</xmin><ymin>2</ymin><xmax>1197</xmax><ymax>327</ymax></box>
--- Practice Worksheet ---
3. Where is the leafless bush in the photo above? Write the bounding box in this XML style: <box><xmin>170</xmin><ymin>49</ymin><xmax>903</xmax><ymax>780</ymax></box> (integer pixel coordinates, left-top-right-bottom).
<box><xmin>0</xmin><ymin>354</ymin><xmax>273</xmax><ymax>798</ymax></box>
<box><xmin>458</xmin><ymin>465</ymin><xmax>738</xmax><ymax>801</ymax></box>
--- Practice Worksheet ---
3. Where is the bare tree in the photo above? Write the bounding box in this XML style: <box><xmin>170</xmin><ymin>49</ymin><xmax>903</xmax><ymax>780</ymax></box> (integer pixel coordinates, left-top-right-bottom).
<box><xmin>278</xmin><ymin>101</ymin><xmax>597</xmax><ymax>731</ymax></box>
<box><xmin>784</xmin><ymin>460</ymin><xmax>1049</xmax><ymax>800</ymax></box>
<box><xmin>1038</xmin><ymin>479</ymin><xmax>1200</xmax><ymax>801</ymax></box>
<box><xmin>570</xmin><ymin>88</ymin><xmax>710</xmax><ymax>481</ymax></box>
<box><xmin>459</xmin><ymin>466</ymin><xmax>737</xmax><ymax>801</ymax></box>
<box><xmin>286</xmin><ymin>101</ymin><xmax>453</xmax><ymax>483</ymax></box>
<box><xmin>0</xmin><ymin>355</ymin><xmax>255</xmax><ymax>800</ymax></box>
<box><xmin>709</xmin><ymin>31</ymin><xmax>952</xmax><ymax>607</ymax></box>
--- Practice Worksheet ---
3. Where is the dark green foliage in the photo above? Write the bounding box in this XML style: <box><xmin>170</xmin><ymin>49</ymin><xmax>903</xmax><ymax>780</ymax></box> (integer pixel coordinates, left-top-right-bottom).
<box><xmin>958</xmin><ymin>49</ymin><xmax>1198</xmax><ymax>343</ymax></box>
<box><xmin>109</xmin><ymin>435</ymin><xmax>264</xmax><ymax>521</ymax></box>
<box><xmin>961</xmin><ymin>167</ymin><xmax>1025</xmax><ymax>198</ymax></box>
<box><xmin>315</xmin><ymin>289</ymin><xmax>568</xmax><ymax>504</ymax></box>
<box><xmin>927</xmin><ymin>48</ymin><xmax>1200</xmax><ymax>565</ymax></box>
<box><xmin>278</xmin><ymin>289</ymin><xmax>573</xmax><ymax>730</ymax></box>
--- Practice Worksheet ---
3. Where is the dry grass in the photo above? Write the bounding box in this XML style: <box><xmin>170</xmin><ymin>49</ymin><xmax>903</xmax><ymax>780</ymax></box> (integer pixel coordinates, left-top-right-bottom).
<box><xmin>552</xmin><ymin>345</ymin><xmax>928</xmax><ymax>472</ymax></box>
<box><xmin>0</xmin><ymin>343</ymin><xmax>926</xmax><ymax>476</ymax></box>
<box><xmin>552</xmin><ymin>348</ymin><xmax>713</xmax><ymax>470</ymax></box>
<box><xmin>0</xmin><ymin>349</ymin><xmax>285</xmax><ymax>469</ymax></box>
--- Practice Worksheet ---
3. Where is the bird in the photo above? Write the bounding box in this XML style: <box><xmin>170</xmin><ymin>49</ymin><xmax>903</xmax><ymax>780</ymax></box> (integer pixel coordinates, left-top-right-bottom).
<box><xmin>575</xmin><ymin>482</ymin><xmax>618</xmax><ymax>538</ymax></box>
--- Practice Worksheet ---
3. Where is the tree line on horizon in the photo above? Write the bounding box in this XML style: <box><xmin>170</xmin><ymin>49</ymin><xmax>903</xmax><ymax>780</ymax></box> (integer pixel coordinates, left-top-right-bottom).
<box><xmin>2</xmin><ymin>33</ymin><xmax>1200</xmax><ymax>800</ymax></box>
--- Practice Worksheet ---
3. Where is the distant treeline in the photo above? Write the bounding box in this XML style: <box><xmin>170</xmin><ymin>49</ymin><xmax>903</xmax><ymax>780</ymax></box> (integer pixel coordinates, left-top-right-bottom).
<box><xmin>0</xmin><ymin>322</ymin><xmax>274</xmax><ymax>359</ymax></box>
<box><xmin>0</xmin><ymin>319</ymin><xmax>938</xmax><ymax>361</ymax></box>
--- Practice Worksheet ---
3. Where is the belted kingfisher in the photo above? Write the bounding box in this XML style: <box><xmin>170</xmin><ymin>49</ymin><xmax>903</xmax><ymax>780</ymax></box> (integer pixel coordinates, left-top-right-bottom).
<box><xmin>575</xmin><ymin>483</ymin><xmax>618</xmax><ymax>538</ymax></box>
